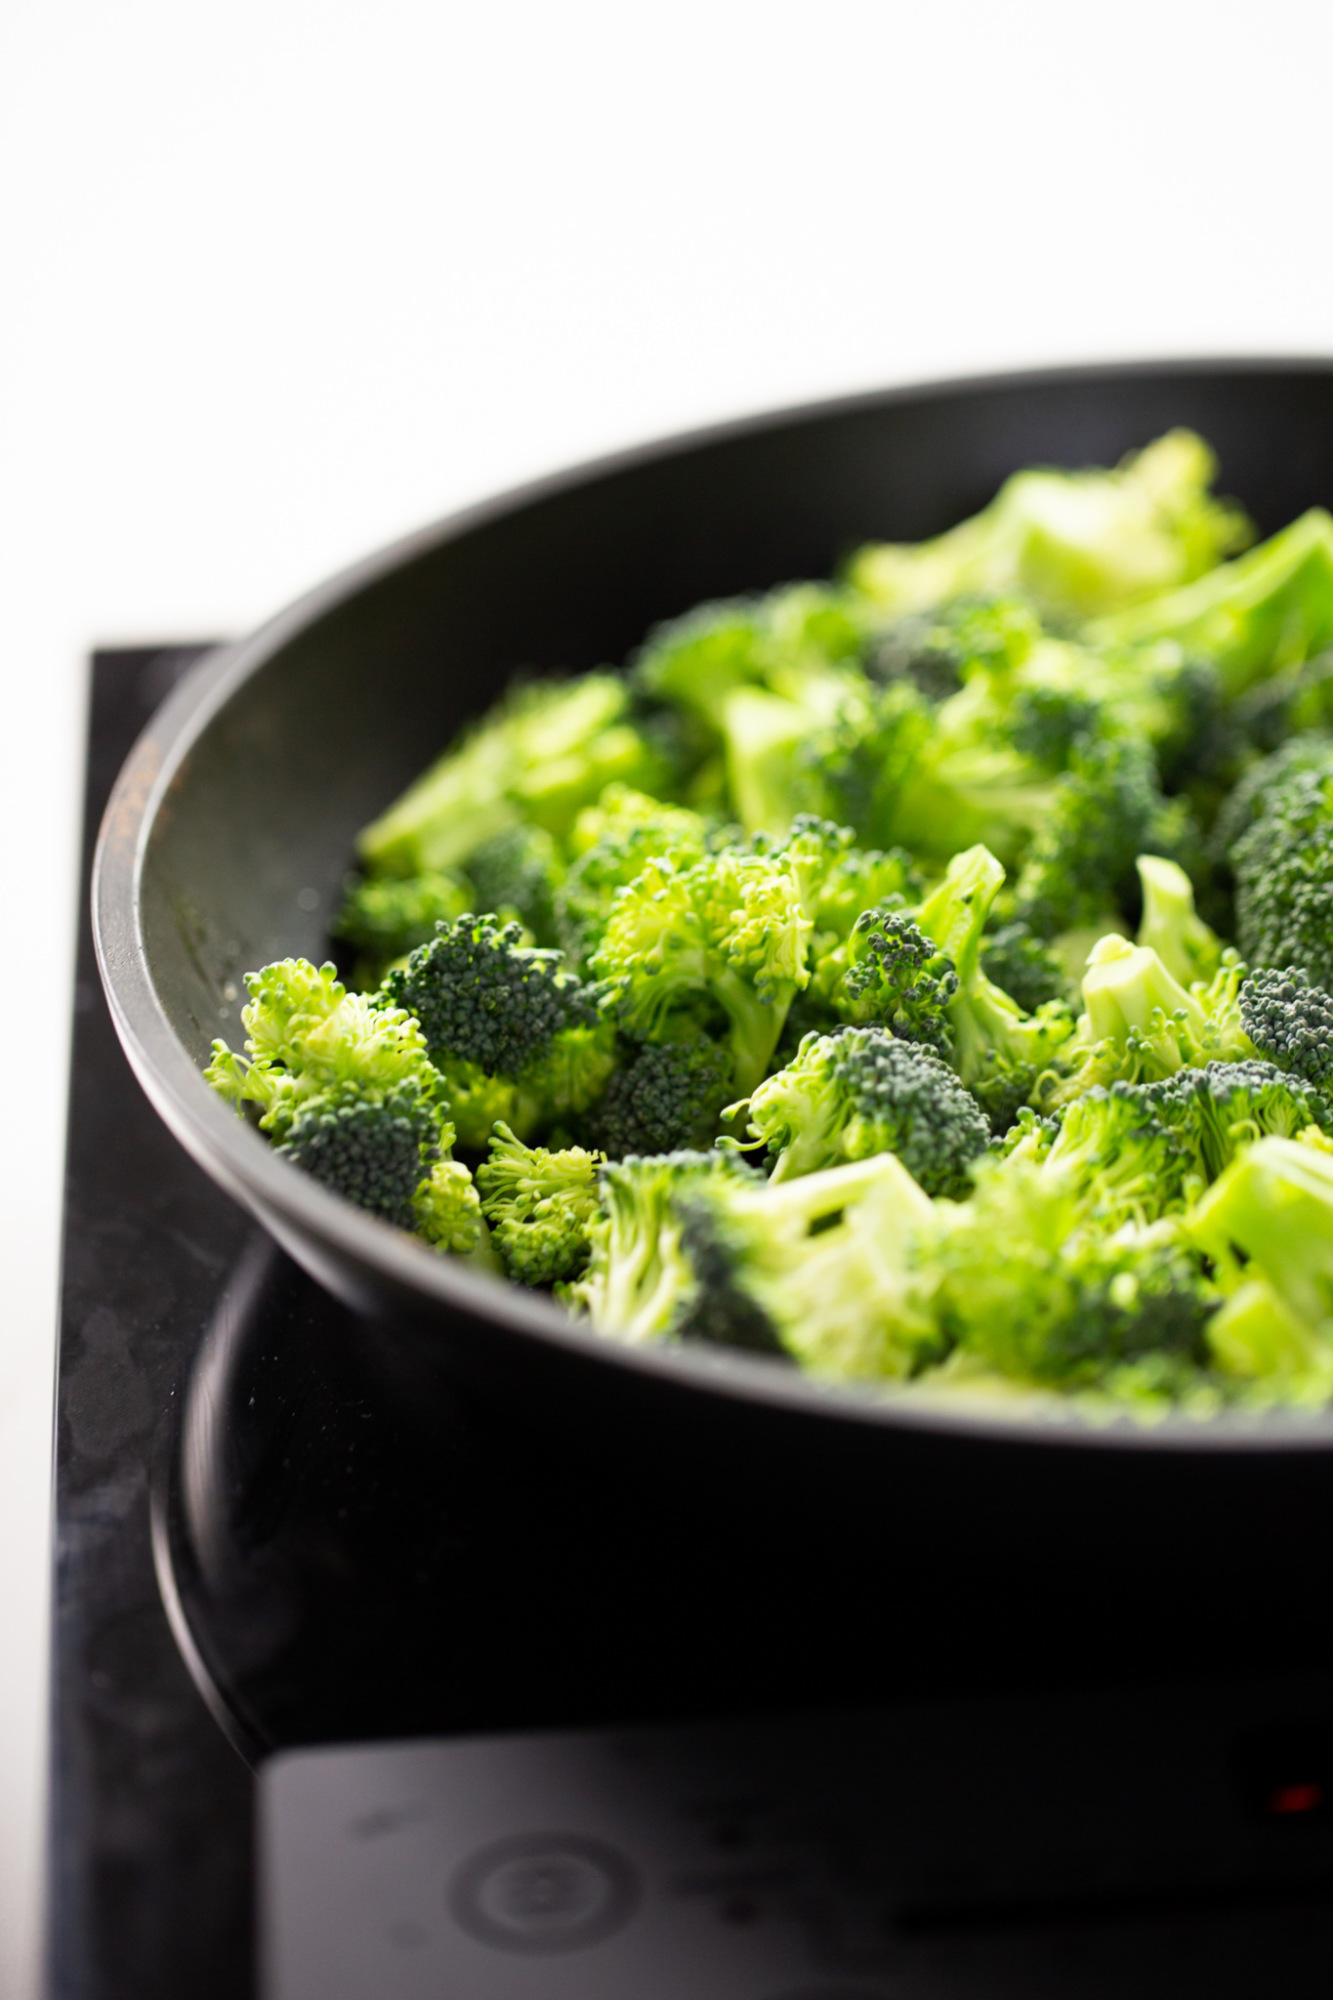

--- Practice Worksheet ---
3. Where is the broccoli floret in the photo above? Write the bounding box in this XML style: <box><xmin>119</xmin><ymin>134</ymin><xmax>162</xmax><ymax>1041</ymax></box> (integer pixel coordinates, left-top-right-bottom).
<box><xmin>1211</xmin><ymin>731</ymin><xmax>1333</xmax><ymax>861</ymax></box>
<box><xmin>632</xmin><ymin>584</ymin><xmax>866</xmax><ymax>732</ymax></box>
<box><xmin>358</xmin><ymin>674</ymin><xmax>669</xmax><ymax>874</ymax></box>
<box><xmin>562</xmin><ymin>1149</ymin><xmax>764</xmax><ymax>1345</ymax></box>
<box><xmin>980</xmin><ymin>921</ymin><xmax>1068</xmax><ymax>1013</ymax></box>
<box><xmin>1240</xmin><ymin>966</ymin><xmax>1333</xmax><ymax>1090</ymax></box>
<box><xmin>554</xmin><ymin>786</ymin><xmax>710</xmax><ymax>965</ymax></box>
<box><xmin>929</xmin><ymin>1153</ymin><xmax>1215</xmax><ymax>1392</ymax></box>
<box><xmin>1012</xmin><ymin>735</ymin><xmax>1196</xmax><ymax>940</ymax></box>
<box><xmin>1226</xmin><ymin>743</ymin><xmax>1333</xmax><ymax>991</ymax></box>
<box><xmin>271</xmin><ymin>1078</ymin><xmax>441</xmax><ymax>1229</ymax></box>
<box><xmin>382</xmin><ymin>915</ymin><xmax>611</xmax><ymax>1144</ymax></box>
<box><xmin>413</xmin><ymin>1157</ymin><xmax>489</xmax><ymax>1259</ymax></box>
<box><xmin>463</xmin><ymin>824</ymin><xmax>564</xmax><ymax>947</ymax></box>
<box><xmin>384</xmin><ymin>914</ymin><xmax>596</xmax><ymax>1079</ymax></box>
<box><xmin>805</xmin><ymin>839</ymin><xmax>922</xmax><ymax>941</ymax></box>
<box><xmin>589</xmin><ymin>846</ymin><xmax>813</xmax><ymax>1097</ymax></box>
<box><xmin>203</xmin><ymin>957</ymin><xmax>477</xmax><ymax>1236</ymax></box>
<box><xmin>800</xmin><ymin>677</ymin><xmax>1054</xmax><ymax>867</ymax></box>
<box><xmin>738</xmin><ymin>1026</ymin><xmax>990</xmax><ymax>1194</ymax></box>
<box><xmin>1053</xmin><ymin>935</ymin><xmax>1252</xmax><ymax>1099</ymax></box>
<box><xmin>331</xmin><ymin>869</ymin><xmax>472</xmax><ymax>985</ymax></box>
<box><xmin>476</xmin><ymin>1122</ymin><xmax>603</xmax><ymax>1287</ymax></box>
<box><xmin>1087</xmin><ymin>508</ymin><xmax>1333</xmax><ymax>697</ymax></box>
<box><xmin>830</xmin><ymin>909</ymin><xmax>959</xmax><ymax>1056</ymax></box>
<box><xmin>1031</xmin><ymin>1085</ymin><xmax>1193</xmax><ymax>1229</ymax></box>
<box><xmin>1141</xmin><ymin>1060</ymin><xmax>1333</xmax><ymax>1182</ymax></box>
<box><xmin>671</xmin><ymin>1153</ymin><xmax>941</xmax><ymax>1378</ymax></box>
<box><xmin>593</xmin><ymin>1036</ymin><xmax>732</xmax><ymax>1157</ymax></box>
<box><xmin>1186</xmin><ymin>1137</ymin><xmax>1333</xmax><ymax>1391</ymax></box>
<box><xmin>914</xmin><ymin>846</ymin><xmax>1076</xmax><ymax>1128</ymax></box>
<box><xmin>849</xmin><ymin>430</ymin><xmax>1250</xmax><ymax>622</ymax></box>
<box><xmin>1134</xmin><ymin>854</ymin><xmax>1222</xmax><ymax>988</ymax></box>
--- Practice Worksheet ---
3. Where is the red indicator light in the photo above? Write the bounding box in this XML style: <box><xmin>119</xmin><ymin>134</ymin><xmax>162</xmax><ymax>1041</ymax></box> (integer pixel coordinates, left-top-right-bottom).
<box><xmin>1266</xmin><ymin>1781</ymin><xmax>1324</xmax><ymax>1816</ymax></box>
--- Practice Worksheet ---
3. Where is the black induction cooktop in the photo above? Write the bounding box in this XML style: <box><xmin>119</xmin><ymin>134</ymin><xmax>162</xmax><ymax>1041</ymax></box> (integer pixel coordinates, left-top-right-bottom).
<box><xmin>46</xmin><ymin>648</ymin><xmax>1333</xmax><ymax>2000</ymax></box>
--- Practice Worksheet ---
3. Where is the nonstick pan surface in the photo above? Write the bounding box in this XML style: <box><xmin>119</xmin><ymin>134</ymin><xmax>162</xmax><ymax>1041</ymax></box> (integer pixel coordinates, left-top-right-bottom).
<box><xmin>93</xmin><ymin>358</ymin><xmax>1333</xmax><ymax>1462</ymax></box>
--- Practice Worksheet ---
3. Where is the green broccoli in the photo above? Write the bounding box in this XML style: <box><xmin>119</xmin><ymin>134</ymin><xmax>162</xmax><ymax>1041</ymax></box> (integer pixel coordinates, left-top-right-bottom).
<box><xmin>1133</xmin><ymin>854</ymin><xmax>1222</xmax><ymax>989</ymax></box>
<box><xmin>979</xmin><ymin>920</ymin><xmax>1068</xmax><ymax>1013</ymax></box>
<box><xmin>1186</xmin><ymin>1137</ymin><xmax>1333</xmax><ymax>1392</ymax></box>
<box><xmin>1140</xmin><ymin>1060</ymin><xmax>1333</xmax><ymax>1181</ymax></box>
<box><xmin>1011</xmin><ymin>736</ymin><xmax>1197</xmax><ymax>941</ymax></box>
<box><xmin>737</xmin><ymin>1026</ymin><xmax>990</xmax><ymax>1194</ymax></box>
<box><xmin>476</xmin><ymin>1123</ymin><xmax>603</xmax><ymax>1286</ymax></box>
<box><xmin>589</xmin><ymin>845</ymin><xmax>813</xmax><ymax>1096</ymax></box>
<box><xmin>928</xmin><ymin>1152</ymin><xmax>1216</xmax><ymax>1393</ymax></box>
<box><xmin>670</xmin><ymin>1152</ymin><xmax>942</xmax><ymax>1379</ymax></box>
<box><xmin>382</xmin><ymin>914</ymin><xmax>612</xmax><ymax>1144</ymax></box>
<box><xmin>1087</xmin><ymin>508</ymin><xmax>1333</xmax><ymax>697</ymax></box>
<box><xmin>849</xmin><ymin>430</ymin><xmax>1250</xmax><ymax>622</ymax></box>
<box><xmin>632</xmin><ymin>583</ymin><xmax>866</xmax><ymax>733</ymax></box>
<box><xmin>1051</xmin><ymin>935</ymin><xmax>1251</xmax><ymax>1101</ymax></box>
<box><xmin>826</xmin><ymin>909</ymin><xmax>960</xmax><ymax>1056</ymax></box>
<box><xmin>1239</xmin><ymin>966</ymin><xmax>1333</xmax><ymax>1091</ymax></box>
<box><xmin>914</xmin><ymin>845</ymin><xmax>1076</xmax><ymax>1127</ymax></box>
<box><xmin>204</xmin><ymin>957</ymin><xmax>485</xmax><ymax>1245</ymax></box>
<box><xmin>1225</xmin><ymin>740</ymin><xmax>1333</xmax><ymax>991</ymax></box>
<box><xmin>563</xmin><ymin>1149</ymin><xmax>766</xmax><ymax>1345</ymax></box>
<box><xmin>592</xmin><ymin>1036</ymin><xmax>732</xmax><ymax>1157</ymax></box>
<box><xmin>359</xmin><ymin>674</ymin><xmax>669</xmax><ymax>874</ymax></box>
<box><xmin>554</xmin><ymin>785</ymin><xmax>710</xmax><ymax>965</ymax></box>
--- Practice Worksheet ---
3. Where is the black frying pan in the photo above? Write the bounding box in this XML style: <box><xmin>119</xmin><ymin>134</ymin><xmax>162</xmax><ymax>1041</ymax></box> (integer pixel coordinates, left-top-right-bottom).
<box><xmin>93</xmin><ymin>358</ymin><xmax>1333</xmax><ymax>1487</ymax></box>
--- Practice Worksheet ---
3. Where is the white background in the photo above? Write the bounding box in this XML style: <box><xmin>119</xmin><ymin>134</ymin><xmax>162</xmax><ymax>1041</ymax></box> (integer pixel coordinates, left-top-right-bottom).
<box><xmin>2</xmin><ymin>2</ymin><xmax>1332</xmax><ymax>1993</ymax></box>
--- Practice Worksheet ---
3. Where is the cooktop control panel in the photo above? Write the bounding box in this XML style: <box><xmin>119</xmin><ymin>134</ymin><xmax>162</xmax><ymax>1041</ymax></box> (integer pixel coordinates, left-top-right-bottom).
<box><xmin>260</xmin><ymin>1678</ymin><xmax>1333</xmax><ymax>1999</ymax></box>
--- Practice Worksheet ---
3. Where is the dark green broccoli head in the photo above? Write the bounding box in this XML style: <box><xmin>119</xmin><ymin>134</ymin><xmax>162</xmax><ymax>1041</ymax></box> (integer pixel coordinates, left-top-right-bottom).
<box><xmin>463</xmin><ymin>824</ymin><xmax>564</xmax><ymax>947</ymax></box>
<box><xmin>1240</xmin><ymin>966</ymin><xmax>1333</xmax><ymax>1090</ymax></box>
<box><xmin>1226</xmin><ymin>749</ymin><xmax>1333</xmax><ymax>991</ymax></box>
<box><xmin>593</xmin><ymin>1037</ymin><xmax>732</xmax><ymax>1158</ymax></box>
<box><xmin>1013</xmin><ymin>734</ymin><xmax>1197</xmax><ymax>939</ymax></box>
<box><xmin>476</xmin><ymin>1122</ymin><xmax>603</xmax><ymax>1287</ymax></box>
<box><xmin>274</xmin><ymin>1077</ymin><xmax>441</xmax><ymax>1229</ymax></box>
<box><xmin>383</xmin><ymin>914</ymin><xmax>598</xmax><ymax>1078</ymax></box>
<box><xmin>979</xmin><ymin>921</ymin><xmax>1069</xmax><ymax>1014</ymax></box>
<box><xmin>742</xmin><ymin>1025</ymin><xmax>989</xmax><ymax>1195</ymax></box>
<box><xmin>837</xmin><ymin>909</ymin><xmax>959</xmax><ymax>1055</ymax></box>
<box><xmin>1040</xmin><ymin>1084</ymin><xmax>1191</xmax><ymax>1227</ymax></box>
<box><xmin>1211</xmin><ymin>731</ymin><xmax>1333</xmax><ymax>860</ymax></box>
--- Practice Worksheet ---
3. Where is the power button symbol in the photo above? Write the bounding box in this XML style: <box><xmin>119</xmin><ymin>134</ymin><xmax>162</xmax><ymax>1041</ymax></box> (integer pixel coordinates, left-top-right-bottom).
<box><xmin>449</xmin><ymin>1834</ymin><xmax>639</xmax><ymax>1953</ymax></box>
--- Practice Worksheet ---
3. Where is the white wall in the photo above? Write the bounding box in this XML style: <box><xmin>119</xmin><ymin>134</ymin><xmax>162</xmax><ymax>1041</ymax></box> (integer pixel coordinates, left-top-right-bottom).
<box><xmin>2</xmin><ymin>2</ymin><xmax>1331</xmax><ymax>1992</ymax></box>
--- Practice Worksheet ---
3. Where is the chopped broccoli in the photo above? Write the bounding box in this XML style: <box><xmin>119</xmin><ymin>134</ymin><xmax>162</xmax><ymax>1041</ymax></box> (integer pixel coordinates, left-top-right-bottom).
<box><xmin>929</xmin><ymin>1153</ymin><xmax>1216</xmax><ymax>1392</ymax></box>
<box><xmin>915</xmin><ymin>846</ymin><xmax>1076</xmax><ymax>1128</ymax></box>
<box><xmin>632</xmin><ymin>584</ymin><xmax>866</xmax><ymax>733</ymax></box>
<box><xmin>413</xmin><ymin>1158</ymin><xmax>489</xmax><ymax>1259</ymax></box>
<box><xmin>849</xmin><ymin>431</ymin><xmax>1250</xmax><ymax>621</ymax></box>
<box><xmin>563</xmin><ymin>1149</ymin><xmax>765</xmax><ymax>1345</ymax></box>
<box><xmin>1240</xmin><ymin>966</ymin><xmax>1333</xmax><ymax>1090</ymax></box>
<box><xmin>382</xmin><ymin>914</ymin><xmax>611</xmax><ymax>1143</ymax></box>
<box><xmin>1011</xmin><ymin>736</ymin><xmax>1197</xmax><ymax>941</ymax></box>
<box><xmin>1187</xmin><ymin>1137</ymin><xmax>1333</xmax><ymax>1391</ymax></box>
<box><xmin>1225</xmin><ymin>739</ymin><xmax>1333</xmax><ymax>991</ymax></box>
<box><xmin>476</xmin><ymin>1123</ymin><xmax>604</xmax><ymax>1286</ymax></box>
<box><xmin>1053</xmin><ymin>935</ymin><xmax>1251</xmax><ymax>1099</ymax></box>
<box><xmin>359</xmin><ymin>675</ymin><xmax>669</xmax><ymax>874</ymax></box>
<box><xmin>738</xmin><ymin>1026</ymin><xmax>990</xmax><ymax>1194</ymax></box>
<box><xmin>554</xmin><ymin>785</ymin><xmax>710</xmax><ymax>965</ymax></box>
<box><xmin>592</xmin><ymin>1036</ymin><xmax>732</xmax><ymax>1158</ymax></box>
<box><xmin>1134</xmin><ymin>854</ymin><xmax>1223</xmax><ymax>989</ymax></box>
<box><xmin>671</xmin><ymin>1152</ymin><xmax>942</xmax><ymax>1378</ymax></box>
<box><xmin>830</xmin><ymin>909</ymin><xmax>959</xmax><ymax>1056</ymax></box>
<box><xmin>589</xmin><ymin>845</ymin><xmax>813</xmax><ymax>1097</ymax></box>
<box><xmin>1087</xmin><ymin>508</ymin><xmax>1333</xmax><ymax>697</ymax></box>
<box><xmin>1140</xmin><ymin>1059</ymin><xmax>1333</xmax><ymax>1181</ymax></box>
